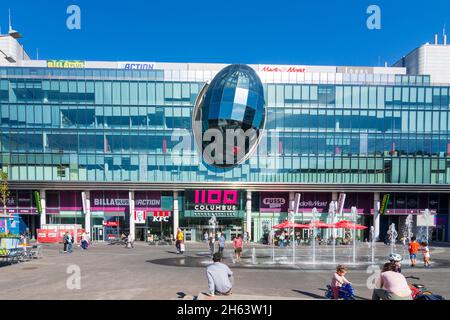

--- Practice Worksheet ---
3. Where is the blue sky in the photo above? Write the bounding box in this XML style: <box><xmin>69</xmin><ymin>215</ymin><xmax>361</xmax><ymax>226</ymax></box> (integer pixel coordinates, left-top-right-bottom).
<box><xmin>1</xmin><ymin>0</ymin><xmax>449</xmax><ymax>66</ymax></box>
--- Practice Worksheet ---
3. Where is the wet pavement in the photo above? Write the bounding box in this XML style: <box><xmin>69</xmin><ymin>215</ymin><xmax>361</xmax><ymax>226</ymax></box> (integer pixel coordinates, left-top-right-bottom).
<box><xmin>1</xmin><ymin>241</ymin><xmax>449</xmax><ymax>300</ymax></box>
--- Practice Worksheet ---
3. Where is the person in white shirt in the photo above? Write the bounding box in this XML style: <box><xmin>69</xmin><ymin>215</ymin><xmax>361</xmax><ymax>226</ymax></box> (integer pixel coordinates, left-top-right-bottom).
<box><xmin>421</xmin><ymin>242</ymin><xmax>431</xmax><ymax>267</ymax></box>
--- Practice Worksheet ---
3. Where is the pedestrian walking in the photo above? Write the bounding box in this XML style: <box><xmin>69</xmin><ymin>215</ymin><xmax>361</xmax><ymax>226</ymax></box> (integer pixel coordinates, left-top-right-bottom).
<box><xmin>218</xmin><ymin>233</ymin><xmax>225</xmax><ymax>255</ymax></box>
<box><xmin>67</xmin><ymin>233</ymin><xmax>73</xmax><ymax>253</ymax></box>
<box><xmin>420</xmin><ymin>241</ymin><xmax>431</xmax><ymax>268</ymax></box>
<box><xmin>208</xmin><ymin>233</ymin><xmax>216</xmax><ymax>255</ymax></box>
<box><xmin>176</xmin><ymin>228</ymin><xmax>184</xmax><ymax>253</ymax></box>
<box><xmin>81</xmin><ymin>231</ymin><xmax>88</xmax><ymax>250</ymax></box>
<box><xmin>126</xmin><ymin>233</ymin><xmax>134</xmax><ymax>248</ymax></box>
<box><xmin>408</xmin><ymin>236</ymin><xmax>420</xmax><ymax>267</ymax></box>
<box><xmin>233</xmin><ymin>234</ymin><xmax>243</xmax><ymax>263</ymax></box>
<box><xmin>63</xmin><ymin>232</ymin><xmax>69</xmax><ymax>253</ymax></box>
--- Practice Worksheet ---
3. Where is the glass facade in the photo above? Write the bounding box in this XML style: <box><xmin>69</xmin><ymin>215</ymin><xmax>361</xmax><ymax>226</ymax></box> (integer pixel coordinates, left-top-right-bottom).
<box><xmin>1</xmin><ymin>66</ymin><xmax>448</xmax><ymax>185</ymax></box>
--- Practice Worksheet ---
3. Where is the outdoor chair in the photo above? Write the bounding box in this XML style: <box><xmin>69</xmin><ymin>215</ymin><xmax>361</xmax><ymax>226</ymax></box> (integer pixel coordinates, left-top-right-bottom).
<box><xmin>30</xmin><ymin>245</ymin><xmax>43</xmax><ymax>259</ymax></box>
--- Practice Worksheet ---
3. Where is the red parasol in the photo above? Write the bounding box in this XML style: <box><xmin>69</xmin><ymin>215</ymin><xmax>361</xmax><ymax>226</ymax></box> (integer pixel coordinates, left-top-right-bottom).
<box><xmin>272</xmin><ymin>220</ymin><xmax>309</xmax><ymax>229</ymax></box>
<box><xmin>334</xmin><ymin>220</ymin><xmax>368</xmax><ymax>230</ymax></box>
<box><xmin>305</xmin><ymin>221</ymin><xmax>335</xmax><ymax>229</ymax></box>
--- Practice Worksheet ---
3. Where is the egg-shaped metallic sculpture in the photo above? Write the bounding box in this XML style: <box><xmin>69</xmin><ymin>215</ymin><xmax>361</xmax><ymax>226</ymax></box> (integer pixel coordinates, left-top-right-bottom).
<box><xmin>192</xmin><ymin>64</ymin><xmax>266</xmax><ymax>168</ymax></box>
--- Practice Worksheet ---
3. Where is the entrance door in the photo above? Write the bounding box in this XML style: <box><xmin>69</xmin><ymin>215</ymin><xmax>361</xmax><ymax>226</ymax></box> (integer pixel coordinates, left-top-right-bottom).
<box><xmin>433</xmin><ymin>225</ymin><xmax>446</xmax><ymax>242</ymax></box>
<box><xmin>92</xmin><ymin>225</ymin><xmax>104</xmax><ymax>241</ymax></box>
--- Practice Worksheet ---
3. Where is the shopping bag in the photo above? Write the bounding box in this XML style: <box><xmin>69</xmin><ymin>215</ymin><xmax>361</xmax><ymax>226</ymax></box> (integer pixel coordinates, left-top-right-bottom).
<box><xmin>180</xmin><ymin>242</ymin><xmax>186</xmax><ymax>252</ymax></box>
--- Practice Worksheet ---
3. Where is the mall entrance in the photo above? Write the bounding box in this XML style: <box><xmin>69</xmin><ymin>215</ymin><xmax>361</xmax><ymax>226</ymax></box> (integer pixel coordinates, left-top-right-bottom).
<box><xmin>180</xmin><ymin>217</ymin><xmax>244</xmax><ymax>242</ymax></box>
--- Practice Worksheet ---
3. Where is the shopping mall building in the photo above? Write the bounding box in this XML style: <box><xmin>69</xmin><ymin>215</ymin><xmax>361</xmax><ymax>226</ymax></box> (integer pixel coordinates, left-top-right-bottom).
<box><xmin>1</xmin><ymin>30</ymin><xmax>450</xmax><ymax>243</ymax></box>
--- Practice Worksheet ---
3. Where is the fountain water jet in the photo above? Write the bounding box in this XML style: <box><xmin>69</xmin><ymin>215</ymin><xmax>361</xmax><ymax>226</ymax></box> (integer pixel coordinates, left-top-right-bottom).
<box><xmin>387</xmin><ymin>223</ymin><xmax>398</xmax><ymax>255</ymax></box>
<box><xmin>251</xmin><ymin>247</ymin><xmax>256</xmax><ymax>265</ymax></box>
<box><xmin>351</xmin><ymin>206</ymin><xmax>357</xmax><ymax>264</ymax></box>
<box><xmin>369</xmin><ymin>226</ymin><xmax>375</xmax><ymax>263</ymax></box>
<box><xmin>329</xmin><ymin>201</ymin><xmax>337</xmax><ymax>264</ymax></box>
<box><xmin>311</xmin><ymin>207</ymin><xmax>318</xmax><ymax>264</ymax></box>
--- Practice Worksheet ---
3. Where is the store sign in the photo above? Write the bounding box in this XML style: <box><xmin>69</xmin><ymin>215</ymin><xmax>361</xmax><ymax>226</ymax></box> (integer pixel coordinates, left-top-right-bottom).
<box><xmin>103</xmin><ymin>221</ymin><xmax>119</xmax><ymax>227</ymax></box>
<box><xmin>134</xmin><ymin>210</ymin><xmax>147</xmax><ymax>224</ymax></box>
<box><xmin>260</xmin><ymin>193</ymin><xmax>289</xmax><ymax>212</ymax></box>
<box><xmin>380</xmin><ymin>194</ymin><xmax>390</xmax><ymax>214</ymax></box>
<box><xmin>47</xmin><ymin>60</ymin><xmax>85</xmax><ymax>68</ymax></box>
<box><xmin>152</xmin><ymin>211</ymin><xmax>171</xmax><ymax>222</ymax></box>
<box><xmin>259</xmin><ymin>65</ymin><xmax>306</xmax><ymax>73</ymax></box>
<box><xmin>193</xmin><ymin>190</ymin><xmax>238</xmax><ymax>212</ymax></box>
<box><xmin>91</xmin><ymin>191</ymin><xmax>161</xmax><ymax>212</ymax></box>
<box><xmin>117</xmin><ymin>62</ymin><xmax>155</xmax><ymax>70</ymax></box>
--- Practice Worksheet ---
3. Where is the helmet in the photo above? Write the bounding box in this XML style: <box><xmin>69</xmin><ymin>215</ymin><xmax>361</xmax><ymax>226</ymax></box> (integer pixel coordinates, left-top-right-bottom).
<box><xmin>388</xmin><ymin>253</ymin><xmax>402</xmax><ymax>262</ymax></box>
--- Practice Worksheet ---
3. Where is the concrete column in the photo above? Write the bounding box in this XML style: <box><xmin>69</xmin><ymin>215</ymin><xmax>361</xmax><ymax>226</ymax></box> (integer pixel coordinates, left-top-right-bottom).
<box><xmin>82</xmin><ymin>191</ymin><xmax>91</xmax><ymax>236</ymax></box>
<box><xmin>448</xmin><ymin>196</ymin><xmax>450</xmax><ymax>242</ymax></box>
<box><xmin>173</xmin><ymin>191</ymin><xmax>179</xmax><ymax>240</ymax></box>
<box><xmin>40</xmin><ymin>189</ymin><xmax>46</xmax><ymax>227</ymax></box>
<box><xmin>289</xmin><ymin>192</ymin><xmax>295</xmax><ymax>213</ymax></box>
<box><xmin>373</xmin><ymin>192</ymin><xmax>381</xmax><ymax>241</ymax></box>
<box><xmin>246</xmin><ymin>191</ymin><xmax>252</xmax><ymax>241</ymax></box>
<box><xmin>129</xmin><ymin>191</ymin><xmax>135</xmax><ymax>240</ymax></box>
<box><xmin>329</xmin><ymin>192</ymin><xmax>338</xmax><ymax>239</ymax></box>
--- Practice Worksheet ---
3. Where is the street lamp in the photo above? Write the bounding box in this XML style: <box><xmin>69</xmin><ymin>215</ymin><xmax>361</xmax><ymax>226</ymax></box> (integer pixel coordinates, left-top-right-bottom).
<box><xmin>0</xmin><ymin>49</ymin><xmax>16</xmax><ymax>63</ymax></box>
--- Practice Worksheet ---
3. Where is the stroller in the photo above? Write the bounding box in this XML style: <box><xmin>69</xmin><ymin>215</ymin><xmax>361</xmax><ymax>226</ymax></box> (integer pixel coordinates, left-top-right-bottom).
<box><xmin>325</xmin><ymin>283</ymin><xmax>356</xmax><ymax>300</ymax></box>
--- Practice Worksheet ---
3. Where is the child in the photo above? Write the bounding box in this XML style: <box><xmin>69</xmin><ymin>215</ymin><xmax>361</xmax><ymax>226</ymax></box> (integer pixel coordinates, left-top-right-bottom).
<box><xmin>331</xmin><ymin>265</ymin><xmax>351</xmax><ymax>299</ymax></box>
<box><xmin>408</xmin><ymin>236</ymin><xmax>420</xmax><ymax>267</ymax></box>
<box><xmin>421</xmin><ymin>242</ymin><xmax>431</xmax><ymax>268</ymax></box>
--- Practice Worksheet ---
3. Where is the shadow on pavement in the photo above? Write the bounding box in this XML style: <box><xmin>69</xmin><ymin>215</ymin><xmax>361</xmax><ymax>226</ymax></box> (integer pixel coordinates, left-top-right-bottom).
<box><xmin>292</xmin><ymin>289</ymin><xmax>326</xmax><ymax>300</ymax></box>
<box><xmin>316</xmin><ymin>287</ymin><xmax>371</xmax><ymax>300</ymax></box>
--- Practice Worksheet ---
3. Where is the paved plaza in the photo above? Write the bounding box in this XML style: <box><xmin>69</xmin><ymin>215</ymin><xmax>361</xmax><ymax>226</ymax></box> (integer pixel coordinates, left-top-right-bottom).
<box><xmin>1</xmin><ymin>242</ymin><xmax>450</xmax><ymax>300</ymax></box>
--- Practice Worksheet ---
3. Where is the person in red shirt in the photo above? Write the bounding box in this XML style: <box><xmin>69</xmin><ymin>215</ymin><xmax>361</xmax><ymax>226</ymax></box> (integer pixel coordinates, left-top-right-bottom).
<box><xmin>408</xmin><ymin>236</ymin><xmax>420</xmax><ymax>267</ymax></box>
<box><xmin>233</xmin><ymin>234</ymin><xmax>243</xmax><ymax>263</ymax></box>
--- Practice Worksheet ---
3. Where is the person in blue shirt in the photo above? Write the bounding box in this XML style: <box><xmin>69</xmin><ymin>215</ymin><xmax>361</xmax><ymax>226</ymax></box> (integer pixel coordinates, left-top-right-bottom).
<box><xmin>218</xmin><ymin>233</ymin><xmax>226</xmax><ymax>255</ymax></box>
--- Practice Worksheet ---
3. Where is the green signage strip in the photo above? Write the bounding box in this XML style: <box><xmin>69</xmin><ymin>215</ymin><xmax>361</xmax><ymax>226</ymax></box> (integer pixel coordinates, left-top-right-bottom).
<box><xmin>380</xmin><ymin>194</ymin><xmax>390</xmax><ymax>214</ymax></box>
<box><xmin>34</xmin><ymin>191</ymin><xmax>42</xmax><ymax>214</ymax></box>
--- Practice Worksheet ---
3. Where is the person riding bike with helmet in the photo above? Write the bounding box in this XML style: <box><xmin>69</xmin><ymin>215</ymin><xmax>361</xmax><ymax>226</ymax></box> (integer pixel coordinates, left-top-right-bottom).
<box><xmin>388</xmin><ymin>253</ymin><xmax>403</xmax><ymax>273</ymax></box>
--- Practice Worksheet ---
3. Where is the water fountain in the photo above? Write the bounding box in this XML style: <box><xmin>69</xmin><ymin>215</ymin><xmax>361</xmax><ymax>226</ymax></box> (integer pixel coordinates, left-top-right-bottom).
<box><xmin>311</xmin><ymin>207</ymin><xmax>318</xmax><ymax>264</ymax></box>
<box><xmin>329</xmin><ymin>201</ymin><xmax>337</xmax><ymax>264</ymax></box>
<box><xmin>401</xmin><ymin>214</ymin><xmax>414</xmax><ymax>259</ymax></box>
<box><xmin>252</xmin><ymin>247</ymin><xmax>256</xmax><ymax>265</ymax></box>
<box><xmin>423</xmin><ymin>209</ymin><xmax>431</xmax><ymax>243</ymax></box>
<box><xmin>387</xmin><ymin>223</ymin><xmax>398</xmax><ymax>254</ymax></box>
<box><xmin>369</xmin><ymin>226</ymin><xmax>375</xmax><ymax>264</ymax></box>
<box><xmin>351</xmin><ymin>206</ymin><xmax>357</xmax><ymax>264</ymax></box>
<box><xmin>208</xmin><ymin>214</ymin><xmax>218</xmax><ymax>246</ymax></box>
